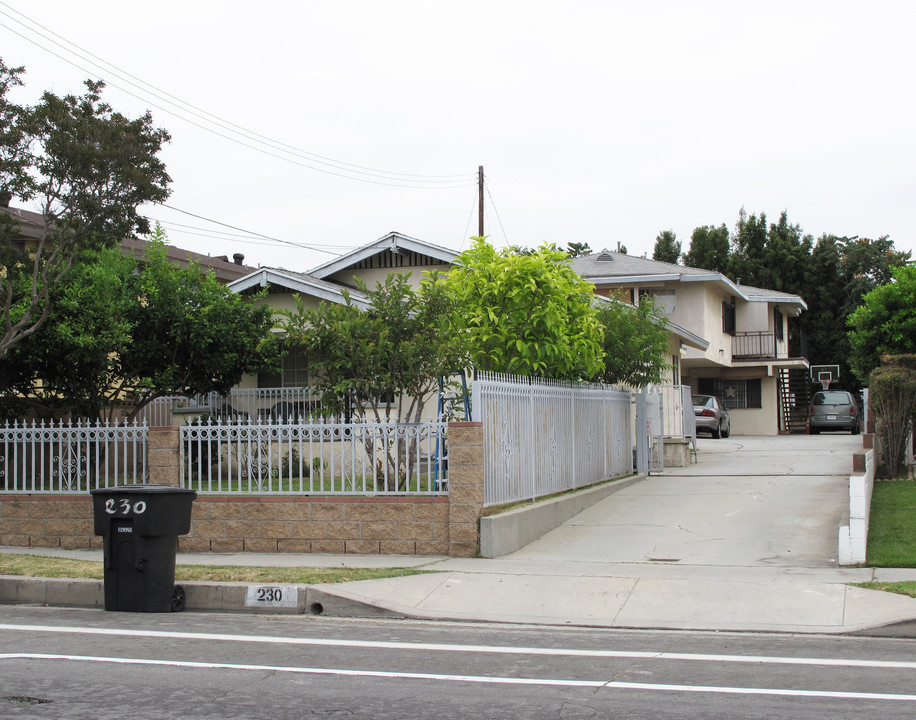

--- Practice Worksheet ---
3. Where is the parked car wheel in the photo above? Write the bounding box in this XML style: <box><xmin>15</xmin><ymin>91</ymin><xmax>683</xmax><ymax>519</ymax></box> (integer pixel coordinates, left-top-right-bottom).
<box><xmin>712</xmin><ymin>422</ymin><xmax>721</xmax><ymax>439</ymax></box>
<box><xmin>722</xmin><ymin>423</ymin><xmax>730</xmax><ymax>439</ymax></box>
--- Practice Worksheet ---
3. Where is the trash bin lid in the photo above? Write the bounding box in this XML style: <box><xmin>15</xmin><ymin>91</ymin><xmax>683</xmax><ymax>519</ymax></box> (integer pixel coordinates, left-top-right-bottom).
<box><xmin>91</xmin><ymin>484</ymin><xmax>197</xmax><ymax>496</ymax></box>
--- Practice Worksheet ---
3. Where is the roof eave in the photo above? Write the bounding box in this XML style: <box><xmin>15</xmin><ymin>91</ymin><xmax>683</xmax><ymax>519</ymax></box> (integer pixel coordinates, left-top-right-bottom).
<box><xmin>309</xmin><ymin>232</ymin><xmax>457</xmax><ymax>279</ymax></box>
<box><xmin>228</xmin><ymin>268</ymin><xmax>370</xmax><ymax>309</ymax></box>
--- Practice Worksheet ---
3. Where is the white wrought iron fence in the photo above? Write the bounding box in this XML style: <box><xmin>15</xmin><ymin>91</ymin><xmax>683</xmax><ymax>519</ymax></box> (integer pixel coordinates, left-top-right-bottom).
<box><xmin>472</xmin><ymin>372</ymin><xmax>632</xmax><ymax>507</ymax></box>
<box><xmin>181</xmin><ymin>415</ymin><xmax>448</xmax><ymax>495</ymax></box>
<box><xmin>0</xmin><ymin>418</ymin><xmax>148</xmax><ymax>493</ymax></box>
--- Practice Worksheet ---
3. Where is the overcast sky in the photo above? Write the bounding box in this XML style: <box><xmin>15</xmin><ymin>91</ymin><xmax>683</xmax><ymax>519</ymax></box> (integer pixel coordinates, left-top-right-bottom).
<box><xmin>2</xmin><ymin>0</ymin><xmax>913</xmax><ymax>272</ymax></box>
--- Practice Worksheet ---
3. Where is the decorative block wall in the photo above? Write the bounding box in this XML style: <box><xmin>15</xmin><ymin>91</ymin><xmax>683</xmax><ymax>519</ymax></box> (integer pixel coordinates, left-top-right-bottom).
<box><xmin>0</xmin><ymin>422</ymin><xmax>486</xmax><ymax>557</ymax></box>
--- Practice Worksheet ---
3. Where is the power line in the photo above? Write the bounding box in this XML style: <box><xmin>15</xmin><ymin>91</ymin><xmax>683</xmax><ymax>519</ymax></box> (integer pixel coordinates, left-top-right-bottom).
<box><xmin>485</xmin><ymin>180</ymin><xmax>510</xmax><ymax>247</ymax></box>
<box><xmin>459</xmin><ymin>187</ymin><xmax>478</xmax><ymax>251</ymax></box>
<box><xmin>151</xmin><ymin>219</ymin><xmax>353</xmax><ymax>251</ymax></box>
<box><xmin>154</xmin><ymin>203</ymin><xmax>339</xmax><ymax>256</ymax></box>
<box><xmin>0</xmin><ymin>3</ymin><xmax>477</xmax><ymax>189</ymax></box>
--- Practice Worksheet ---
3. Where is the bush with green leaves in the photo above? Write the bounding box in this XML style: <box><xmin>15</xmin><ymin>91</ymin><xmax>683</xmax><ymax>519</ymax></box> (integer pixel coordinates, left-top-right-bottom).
<box><xmin>848</xmin><ymin>264</ymin><xmax>916</xmax><ymax>383</ymax></box>
<box><xmin>868</xmin><ymin>355</ymin><xmax>916</xmax><ymax>478</ymax></box>
<box><xmin>443</xmin><ymin>237</ymin><xmax>604</xmax><ymax>380</ymax></box>
<box><xmin>593</xmin><ymin>295</ymin><xmax>670</xmax><ymax>387</ymax></box>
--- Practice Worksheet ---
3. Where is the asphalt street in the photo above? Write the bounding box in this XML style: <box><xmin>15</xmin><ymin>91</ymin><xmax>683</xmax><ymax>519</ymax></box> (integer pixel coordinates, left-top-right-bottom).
<box><xmin>3</xmin><ymin>606</ymin><xmax>916</xmax><ymax>719</ymax></box>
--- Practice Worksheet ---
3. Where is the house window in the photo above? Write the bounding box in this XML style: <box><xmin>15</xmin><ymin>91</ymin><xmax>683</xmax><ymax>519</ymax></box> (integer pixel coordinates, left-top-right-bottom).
<box><xmin>698</xmin><ymin>378</ymin><xmax>762</xmax><ymax>409</ymax></box>
<box><xmin>642</xmin><ymin>288</ymin><xmax>676</xmax><ymax>314</ymax></box>
<box><xmin>774</xmin><ymin>307</ymin><xmax>784</xmax><ymax>341</ymax></box>
<box><xmin>258</xmin><ymin>344</ymin><xmax>309</xmax><ymax>388</ymax></box>
<box><xmin>722</xmin><ymin>302</ymin><xmax>736</xmax><ymax>336</ymax></box>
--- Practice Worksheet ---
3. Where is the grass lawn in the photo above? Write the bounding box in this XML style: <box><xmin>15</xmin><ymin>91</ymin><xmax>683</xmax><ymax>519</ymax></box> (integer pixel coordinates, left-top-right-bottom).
<box><xmin>853</xmin><ymin>481</ymin><xmax>916</xmax><ymax>599</ymax></box>
<box><xmin>866</xmin><ymin>481</ymin><xmax>916</xmax><ymax>567</ymax></box>
<box><xmin>0</xmin><ymin>553</ymin><xmax>436</xmax><ymax>585</ymax></box>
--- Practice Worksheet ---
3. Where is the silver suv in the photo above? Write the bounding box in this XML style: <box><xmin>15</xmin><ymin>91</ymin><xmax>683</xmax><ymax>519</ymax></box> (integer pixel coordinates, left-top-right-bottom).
<box><xmin>808</xmin><ymin>390</ymin><xmax>860</xmax><ymax>435</ymax></box>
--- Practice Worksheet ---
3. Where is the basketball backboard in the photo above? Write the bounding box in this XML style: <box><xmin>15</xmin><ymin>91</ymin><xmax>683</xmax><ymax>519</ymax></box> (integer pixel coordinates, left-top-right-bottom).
<box><xmin>809</xmin><ymin>364</ymin><xmax>840</xmax><ymax>390</ymax></box>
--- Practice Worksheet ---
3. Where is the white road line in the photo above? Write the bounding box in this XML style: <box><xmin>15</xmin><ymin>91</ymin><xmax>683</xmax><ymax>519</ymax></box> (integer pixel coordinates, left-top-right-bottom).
<box><xmin>2</xmin><ymin>653</ymin><xmax>915</xmax><ymax>702</ymax></box>
<box><xmin>2</xmin><ymin>623</ymin><xmax>915</xmax><ymax>670</ymax></box>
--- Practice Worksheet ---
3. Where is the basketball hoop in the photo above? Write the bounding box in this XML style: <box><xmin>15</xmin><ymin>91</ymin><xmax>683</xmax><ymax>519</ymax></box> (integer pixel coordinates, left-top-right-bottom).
<box><xmin>810</xmin><ymin>364</ymin><xmax>840</xmax><ymax>390</ymax></box>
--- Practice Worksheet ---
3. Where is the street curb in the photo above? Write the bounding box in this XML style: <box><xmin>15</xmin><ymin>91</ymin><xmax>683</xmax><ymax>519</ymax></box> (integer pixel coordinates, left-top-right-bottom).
<box><xmin>0</xmin><ymin>575</ymin><xmax>406</xmax><ymax>618</ymax></box>
<box><xmin>848</xmin><ymin>619</ymin><xmax>916</xmax><ymax>639</ymax></box>
<box><xmin>5</xmin><ymin>574</ymin><xmax>916</xmax><ymax>637</ymax></box>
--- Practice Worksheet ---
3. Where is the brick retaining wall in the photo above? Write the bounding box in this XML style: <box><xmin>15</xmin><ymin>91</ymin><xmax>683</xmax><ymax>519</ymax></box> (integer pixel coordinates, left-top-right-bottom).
<box><xmin>0</xmin><ymin>494</ymin><xmax>453</xmax><ymax>555</ymax></box>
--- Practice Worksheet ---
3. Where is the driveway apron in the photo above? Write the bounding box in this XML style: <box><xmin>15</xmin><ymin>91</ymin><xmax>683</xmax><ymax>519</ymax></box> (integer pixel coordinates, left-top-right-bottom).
<box><xmin>508</xmin><ymin>434</ymin><xmax>862</xmax><ymax>567</ymax></box>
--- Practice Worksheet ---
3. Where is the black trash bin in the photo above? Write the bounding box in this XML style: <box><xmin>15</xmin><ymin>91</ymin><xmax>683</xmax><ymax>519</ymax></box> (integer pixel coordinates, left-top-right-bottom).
<box><xmin>91</xmin><ymin>484</ymin><xmax>197</xmax><ymax>612</ymax></box>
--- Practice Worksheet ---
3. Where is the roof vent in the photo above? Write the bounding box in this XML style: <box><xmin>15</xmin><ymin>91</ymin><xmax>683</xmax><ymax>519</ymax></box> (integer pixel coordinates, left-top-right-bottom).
<box><xmin>233</xmin><ymin>253</ymin><xmax>245</xmax><ymax>265</ymax></box>
<box><xmin>597</xmin><ymin>252</ymin><xmax>614</xmax><ymax>262</ymax></box>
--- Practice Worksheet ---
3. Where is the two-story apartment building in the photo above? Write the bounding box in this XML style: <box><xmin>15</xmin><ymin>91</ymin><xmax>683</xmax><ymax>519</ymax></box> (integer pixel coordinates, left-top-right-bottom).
<box><xmin>221</xmin><ymin>237</ymin><xmax>807</xmax><ymax>435</ymax></box>
<box><xmin>571</xmin><ymin>252</ymin><xmax>809</xmax><ymax>435</ymax></box>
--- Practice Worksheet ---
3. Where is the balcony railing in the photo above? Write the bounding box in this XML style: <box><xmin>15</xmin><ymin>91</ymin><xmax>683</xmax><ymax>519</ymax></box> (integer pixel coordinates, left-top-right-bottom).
<box><xmin>732</xmin><ymin>331</ymin><xmax>778</xmax><ymax>359</ymax></box>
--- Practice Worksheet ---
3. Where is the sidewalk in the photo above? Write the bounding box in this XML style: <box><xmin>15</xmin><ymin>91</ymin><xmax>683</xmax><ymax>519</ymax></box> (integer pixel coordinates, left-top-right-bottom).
<box><xmin>3</xmin><ymin>545</ymin><xmax>916</xmax><ymax>636</ymax></box>
<box><xmin>4</xmin><ymin>436</ymin><xmax>916</xmax><ymax>635</ymax></box>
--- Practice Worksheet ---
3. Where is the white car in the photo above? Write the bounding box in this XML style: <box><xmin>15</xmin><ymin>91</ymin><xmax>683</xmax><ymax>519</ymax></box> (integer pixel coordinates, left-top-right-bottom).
<box><xmin>692</xmin><ymin>394</ymin><xmax>731</xmax><ymax>438</ymax></box>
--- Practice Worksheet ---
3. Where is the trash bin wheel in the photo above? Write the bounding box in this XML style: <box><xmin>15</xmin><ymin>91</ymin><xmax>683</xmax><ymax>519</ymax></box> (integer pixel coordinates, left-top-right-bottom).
<box><xmin>171</xmin><ymin>585</ymin><xmax>186</xmax><ymax>613</ymax></box>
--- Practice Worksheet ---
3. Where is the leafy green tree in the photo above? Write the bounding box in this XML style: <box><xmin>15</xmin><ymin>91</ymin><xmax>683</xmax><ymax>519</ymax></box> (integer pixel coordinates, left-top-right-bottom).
<box><xmin>594</xmin><ymin>295</ymin><xmax>669</xmax><ymax>386</ymax></box>
<box><xmin>443</xmin><ymin>237</ymin><xmax>604</xmax><ymax>380</ymax></box>
<box><xmin>0</xmin><ymin>245</ymin><xmax>135</xmax><ymax>418</ymax></box>
<box><xmin>652</xmin><ymin>230</ymin><xmax>681</xmax><ymax>264</ymax></box>
<box><xmin>0</xmin><ymin>229</ymin><xmax>278</xmax><ymax>420</ymax></box>
<box><xmin>683</xmin><ymin>224</ymin><xmax>729</xmax><ymax>272</ymax></box>
<box><xmin>120</xmin><ymin>232</ymin><xmax>278</xmax><ymax>418</ymax></box>
<box><xmin>0</xmin><ymin>60</ymin><xmax>30</xmax><ymax>204</ymax></box>
<box><xmin>279</xmin><ymin>273</ymin><xmax>465</xmax><ymax>489</ymax></box>
<box><xmin>279</xmin><ymin>272</ymin><xmax>466</xmax><ymax>424</ymax></box>
<box><xmin>0</xmin><ymin>60</ymin><xmax>170</xmax><ymax>358</ymax></box>
<box><xmin>841</xmin><ymin>235</ymin><xmax>910</xmax><ymax>301</ymax></box>
<box><xmin>848</xmin><ymin>264</ymin><xmax>916</xmax><ymax>382</ymax></box>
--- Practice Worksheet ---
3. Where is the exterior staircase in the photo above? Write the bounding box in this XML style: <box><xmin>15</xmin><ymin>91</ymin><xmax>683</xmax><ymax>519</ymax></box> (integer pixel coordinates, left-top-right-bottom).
<box><xmin>778</xmin><ymin>368</ymin><xmax>810</xmax><ymax>434</ymax></box>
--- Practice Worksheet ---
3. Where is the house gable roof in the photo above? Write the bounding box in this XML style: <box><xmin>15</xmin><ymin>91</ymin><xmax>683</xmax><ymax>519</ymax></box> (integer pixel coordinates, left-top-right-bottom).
<box><xmin>309</xmin><ymin>232</ymin><xmax>457</xmax><ymax>281</ymax></box>
<box><xmin>228</xmin><ymin>267</ymin><xmax>371</xmax><ymax>310</ymax></box>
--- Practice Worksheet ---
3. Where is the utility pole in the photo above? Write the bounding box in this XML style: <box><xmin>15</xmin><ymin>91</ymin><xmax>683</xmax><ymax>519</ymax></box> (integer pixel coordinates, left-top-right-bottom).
<box><xmin>478</xmin><ymin>165</ymin><xmax>484</xmax><ymax>237</ymax></box>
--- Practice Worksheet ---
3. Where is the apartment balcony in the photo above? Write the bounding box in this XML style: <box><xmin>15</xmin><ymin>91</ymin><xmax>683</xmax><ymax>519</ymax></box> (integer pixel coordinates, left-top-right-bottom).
<box><xmin>732</xmin><ymin>331</ymin><xmax>779</xmax><ymax>360</ymax></box>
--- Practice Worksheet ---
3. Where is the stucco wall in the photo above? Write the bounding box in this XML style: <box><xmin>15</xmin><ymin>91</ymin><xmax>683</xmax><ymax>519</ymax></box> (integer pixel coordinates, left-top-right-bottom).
<box><xmin>726</xmin><ymin>375</ymin><xmax>779</xmax><ymax>435</ymax></box>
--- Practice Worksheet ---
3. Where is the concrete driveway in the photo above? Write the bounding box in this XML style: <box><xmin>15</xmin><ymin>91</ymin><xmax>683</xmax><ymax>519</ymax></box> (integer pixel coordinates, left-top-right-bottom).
<box><xmin>507</xmin><ymin>434</ymin><xmax>862</xmax><ymax>567</ymax></box>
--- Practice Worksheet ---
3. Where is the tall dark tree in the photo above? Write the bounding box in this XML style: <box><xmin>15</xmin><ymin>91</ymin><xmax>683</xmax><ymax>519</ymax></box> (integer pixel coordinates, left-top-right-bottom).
<box><xmin>652</xmin><ymin>230</ymin><xmax>681</xmax><ymax>264</ymax></box>
<box><xmin>0</xmin><ymin>60</ymin><xmax>171</xmax><ymax>358</ymax></box>
<box><xmin>800</xmin><ymin>234</ymin><xmax>845</xmax><ymax>371</ymax></box>
<box><xmin>683</xmin><ymin>224</ymin><xmax>729</xmax><ymax>272</ymax></box>
<box><xmin>760</xmin><ymin>211</ymin><xmax>812</xmax><ymax>294</ymax></box>
<box><xmin>727</xmin><ymin>208</ymin><xmax>768</xmax><ymax>287</ymax></box>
